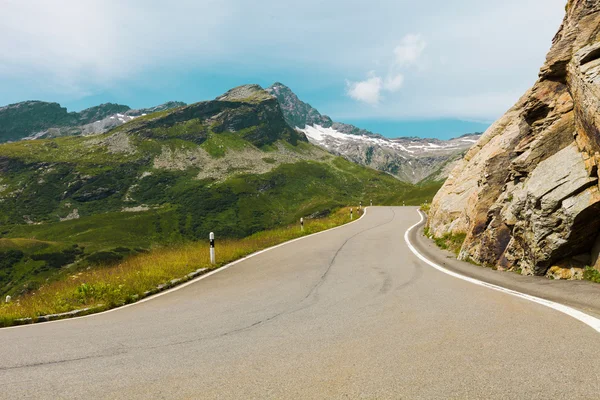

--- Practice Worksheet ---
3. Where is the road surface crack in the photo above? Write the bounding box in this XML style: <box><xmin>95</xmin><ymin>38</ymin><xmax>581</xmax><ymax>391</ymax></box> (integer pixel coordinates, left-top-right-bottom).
<box><xmin>138</xmin><ymin>208</ymin><xmax>400</xmax><ymax>349</ymax></box>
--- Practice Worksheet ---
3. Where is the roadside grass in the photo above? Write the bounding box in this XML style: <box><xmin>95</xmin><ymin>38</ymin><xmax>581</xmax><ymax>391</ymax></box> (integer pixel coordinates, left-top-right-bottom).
<box><xmin>0</xmin><ymin>207</ymin><xmax>362</xmax><ymax>327</ymax></box>
<box><xmin>583</xmin><ymin>266</ymin><xmax>600</xmax><ymax>283</ymax></box>
<box><xmin>428</xmin><ymin>231</ymin><xmax>466</xmax><ymax>256</ymax></box>
<box><xmin>0</xmin><ymin>158</ymin><xmax>431</xmax><ymax>299</ymax></box>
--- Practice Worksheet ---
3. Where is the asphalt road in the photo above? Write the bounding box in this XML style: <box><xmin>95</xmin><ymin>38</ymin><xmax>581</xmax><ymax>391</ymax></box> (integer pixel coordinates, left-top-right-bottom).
<box><xmin>2</xmin><ymin>207</ymin><xmax>599</xmax><ymax>399</ymax></box>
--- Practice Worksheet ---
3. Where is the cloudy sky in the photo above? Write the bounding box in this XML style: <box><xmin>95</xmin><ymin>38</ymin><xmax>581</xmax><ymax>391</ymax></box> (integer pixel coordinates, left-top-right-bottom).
<box><xmin>1</xmin><ymin>0</ymin><xmax>566</xmax><ymax>138</ymax></box>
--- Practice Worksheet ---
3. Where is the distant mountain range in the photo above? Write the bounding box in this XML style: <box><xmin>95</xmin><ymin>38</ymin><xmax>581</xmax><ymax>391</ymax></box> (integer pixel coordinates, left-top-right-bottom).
<box><xmin>266</xmin><ymin>83</ymin><xmax>481</xmax><ymax>183</ymax></box>
<box><xmin>0</xmin><ymin>101</ymin><xmax>186</xmax><ymax>142</ymax></box>
<box><xmin>0</xmin><ymin>83</ymin><xmax>479</xmax><ymax>183</ymax></box>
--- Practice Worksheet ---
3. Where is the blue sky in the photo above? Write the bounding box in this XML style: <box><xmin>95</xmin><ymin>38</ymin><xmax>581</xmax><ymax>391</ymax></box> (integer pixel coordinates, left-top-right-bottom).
<box><xmin>344</xmin><ymin>119</ymin><xmax>490</xmax><ymax>140</ymax></box>
<box><xmin>1</xmin><ymin>0</ymin><xmax>566</xmax><ymax>139</ymax></box>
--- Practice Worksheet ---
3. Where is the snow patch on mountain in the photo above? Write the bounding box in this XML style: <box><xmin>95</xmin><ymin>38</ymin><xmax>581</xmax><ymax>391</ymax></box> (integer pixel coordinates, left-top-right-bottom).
<box><xmin>299</xmin><ymin>124</ymin><xmax>478</xmax><ymax>157</ymax></box>
<box><xmin>295</xmin><ymin>123</ymin><xmax>481</xmax><ymax>183</ymax></box>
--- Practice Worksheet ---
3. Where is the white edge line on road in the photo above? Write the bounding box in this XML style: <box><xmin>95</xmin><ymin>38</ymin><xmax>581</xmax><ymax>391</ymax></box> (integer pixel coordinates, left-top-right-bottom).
<box><xmin>4</xmin><ymin>207</ymin><xmax>369</xmax><ymax>330</ymax></box>
<box><xmin>405</xmin><ymin>209</ymin><xmax>600</xmax><ymax>334</ymax></box>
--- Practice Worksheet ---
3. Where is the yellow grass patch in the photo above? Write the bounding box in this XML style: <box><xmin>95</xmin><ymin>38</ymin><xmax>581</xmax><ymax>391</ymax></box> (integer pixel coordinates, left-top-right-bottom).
<box><xmin>0</xmin><ymin>207</ymin><xmax>362</xmax><ymax>327</ymax></box>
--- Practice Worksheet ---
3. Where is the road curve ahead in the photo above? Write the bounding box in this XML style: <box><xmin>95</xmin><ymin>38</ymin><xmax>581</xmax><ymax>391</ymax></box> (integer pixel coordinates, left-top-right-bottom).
<box><xmin>1</xmin><ymin>207</ymin><xmax>599</xmax><ymax>399</ymax></box>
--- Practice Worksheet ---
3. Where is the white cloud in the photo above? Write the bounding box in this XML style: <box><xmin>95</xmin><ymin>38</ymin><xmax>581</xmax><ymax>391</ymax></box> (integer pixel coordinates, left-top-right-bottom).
<box><xmin>346</xmin><ymin>74</ymin><xmax>382</xmax><ymax>105</ymax></box>
<box><xmin>346</xmin><ymin>33</ymin><xmax>424</xmax><ymax>104</ymax></box>
<box><xmin>384</xmin><ymin>73</ymin><xmax>405</xmax><ymax>92</ymax></box>
<box><xmin>0</xmin><ymin>0</ymin><xmax>568</xmax><ymax>121</ymax></box>
<box><xmin>393</xmin><ymin>34</ymin><xmax>427</xmax><ymax>66</ymax></box>
<box><xmin>346</xmin><ymin>71</ymin><xmax>405</xmax><ymax>105</ymax></box>
<box><xmin>0</xmin><ymin>0</ymin><xmax>232</xmax><ymax>96</ymax></box>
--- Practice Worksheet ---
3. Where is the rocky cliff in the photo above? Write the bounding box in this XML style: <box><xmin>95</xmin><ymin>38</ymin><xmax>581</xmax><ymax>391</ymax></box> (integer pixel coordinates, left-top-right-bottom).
<box><xmin>266</xmin><ymin>83</ymin><xmax>334</xmax><ymax>128</ymax></box>
<box><xmin>428</xmin><ymin>0</ymin><xmax>600</xmax><ymax>277</ymax></box>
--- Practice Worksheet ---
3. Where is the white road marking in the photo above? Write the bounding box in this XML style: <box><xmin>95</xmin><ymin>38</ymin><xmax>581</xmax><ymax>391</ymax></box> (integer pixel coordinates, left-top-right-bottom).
<box><xmin>4</xmin><ymin>208</ymin><xmax>369</xmax><ymax>330</ymax></box>
<box><xmin>405</xmin><ymin>209</ymin><xmax>600</xmax><ymax>334</ymax></box>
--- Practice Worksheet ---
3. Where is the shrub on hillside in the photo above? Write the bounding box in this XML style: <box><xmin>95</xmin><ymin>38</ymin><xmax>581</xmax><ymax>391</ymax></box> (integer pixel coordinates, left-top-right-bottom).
<box><xmin>85</xmin><ymin>251</ymin><xmax>124</xmax><ymax>265</ymax></box>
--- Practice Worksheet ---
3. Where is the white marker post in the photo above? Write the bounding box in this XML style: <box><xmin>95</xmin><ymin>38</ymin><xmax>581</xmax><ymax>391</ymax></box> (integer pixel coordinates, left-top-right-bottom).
<box><xmin>209</xmin><ymin>232</ymin><xmax>215</xmax><ymax>265</ymax></box>
<box><xmin>403</xmin><ymin>201</ymin><xmax>405</xmax><ymax>207</ymax></box>
<box><xmin>350</xmin><ymin>208</ymin><xmax>353</xmax><ymax>220</ymax></box>
<box><xmin>359</xmin><ymin>201</ymin><xmax>362</xmax><ymax>211</ymax></box>
<box><xmin>370</xmin><ymin>199</ymin><xmax>373</xmax><ymax>206</ymax></box>
<box><xmin>5</xmin><ymin>295</ymin><xmax>11</xmax><ymax>304</ymax></box>
<box><xmin>300</xmin><ymin>217</ymin><xmax>304</xmax><ymax>232</ymax></box>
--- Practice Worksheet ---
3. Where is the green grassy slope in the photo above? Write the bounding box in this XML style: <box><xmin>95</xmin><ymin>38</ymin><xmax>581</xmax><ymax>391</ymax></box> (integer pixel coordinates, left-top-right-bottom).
<box><xmin>0</xmin><ymin>85</ymin><xmax>440</xmax><ymax>297</ymax></box>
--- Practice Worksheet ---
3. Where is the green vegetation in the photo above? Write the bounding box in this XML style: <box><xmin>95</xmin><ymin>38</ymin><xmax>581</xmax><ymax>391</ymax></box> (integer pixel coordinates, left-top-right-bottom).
<box><xmin>462</xmin><ymin>255</ymin><xmax>483</xmax><ymax>268</ymax></box>
<box><xmin>0</xmin><ymin>142</ymin><xmax>429</xmax><ymax>298</ymax></box>
<box><xmin>431</xmin><ymin>232</ymin><xmax>467</xmax><ymax>256</ymax></box>
<box><xmin>201</xmin><ymin>131</ymin><xmax>251</xmax><ymax>157</ymax></box>
<box><xmin>0</xmin><ymin>88</ymin><xmax>442</xmax><ymax>309</ymax></box>
<box><xmin>425</xmin><ymin>228</ymin><xmax>485</xmax><ymax>267</ymax></box>
<box><xmin>583</xmin><ymin>266</ymin><xmax>600</xmax><ymax>283</ymax></box>
<box><xmin>0</xmin><ymin>152</ymin><xmax>433</xmax><ymax>299</ymax></box>
<box><xmin>0</xmin><ymin>239</ymin><xmax>87</xmax><ymax>297</ymax></box>
<box><xmin>0</xmin><ymin>134</ymin><xmax>140</xmax><ymax>173</ymax></box>
<box><xmin>424</xmin><ymin>220</ymin><xmax>467</xmax><ymax>258</ymax></box>
<box><xmin>0</xmin><ymin>207</ymin><xmax>361</xmax><ymax>327</ymax></box>
<box><xmin>420</xmin><ymin>202</ymin><xmax>431</xmax><ymax>214</ymax></box>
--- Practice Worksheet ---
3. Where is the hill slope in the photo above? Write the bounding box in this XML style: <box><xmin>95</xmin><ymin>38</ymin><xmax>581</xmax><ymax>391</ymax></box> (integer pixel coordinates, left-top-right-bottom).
<box><xmin>428</xmin><ymin>0</ymin><xmax>600</xmax><ymax>278</ymax></box>
<box><xmin>0</xmin><ymin>84</ymin><xmax>437</xmax><ymax>297</ymax></box>
<box><xmin>0</xmin><ymin>101</ymin><xmax>186</xmax><ymax>143</ymax></box>
<box><xmin>266</xmin><ymin>82</ymin><xmax>480</xmax><ymax>183</ymax></box>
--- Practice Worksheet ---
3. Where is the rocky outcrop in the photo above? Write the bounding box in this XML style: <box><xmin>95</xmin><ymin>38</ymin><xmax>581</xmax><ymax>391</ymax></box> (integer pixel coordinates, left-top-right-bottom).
<box><xmin>428</xmin><ymin>0</ymin><xmax>600</xmax><ymax>277</ymax></box>
<box><xmin>266</xmin><ymin>83</ymin><xmax>333</xmax><ymax>128</ymax></box>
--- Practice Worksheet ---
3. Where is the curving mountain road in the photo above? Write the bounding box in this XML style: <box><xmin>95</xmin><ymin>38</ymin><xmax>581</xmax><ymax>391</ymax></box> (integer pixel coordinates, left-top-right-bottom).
<box><xmin>1</xmin><ymin>207</ymin><xmax>599</xmax><ymax>399</ymax></box>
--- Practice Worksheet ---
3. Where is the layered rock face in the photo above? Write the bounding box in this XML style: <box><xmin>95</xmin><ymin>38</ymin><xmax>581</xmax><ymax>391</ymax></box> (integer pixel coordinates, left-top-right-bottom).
<box><xmin>428</xmin><ymin>0</ymin><xmax>600</xmax><ymax>276</ymax></box>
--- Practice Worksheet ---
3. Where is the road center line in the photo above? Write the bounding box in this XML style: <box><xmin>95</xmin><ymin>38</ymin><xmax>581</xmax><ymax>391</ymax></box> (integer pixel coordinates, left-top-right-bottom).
<box><xmin>404</xmin><ymin>209</ymin><xmax>600</xmax><ymax>334</ymax></box>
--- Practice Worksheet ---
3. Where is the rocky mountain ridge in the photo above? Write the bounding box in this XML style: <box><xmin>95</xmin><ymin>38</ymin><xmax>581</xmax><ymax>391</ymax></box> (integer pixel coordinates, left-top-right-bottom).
<box><xmin>300</xmin><ymin>124</ymin><xmax>480</xmax><ymax>183</ymax></box>
<box><xmin>265</xmin><ymin>83</ymin><xmax>333</xmax><ymax>128</ymax></box>
<box><xmin>0</xmin><ymin>83</ymin><xmax>478</xmax><ymax>184</ymax></box>
<box><xmin>0</xmin><ymin>84</ymin><xmax>418</xmax><ymax>228</ymax></box>
<box><xmin>0</xmin><ymin>100</ymin><xmax>186</xmax><ymax>143</ymax></box>
<box><xmin>266</xmin><ymin>82</ymin><xmax>481</xmax><ymax>183</ymax></box>
<box><xmin>428</xmin><ymin>0</ymin><xmax>600</xmax><ymax>278</ymax></box>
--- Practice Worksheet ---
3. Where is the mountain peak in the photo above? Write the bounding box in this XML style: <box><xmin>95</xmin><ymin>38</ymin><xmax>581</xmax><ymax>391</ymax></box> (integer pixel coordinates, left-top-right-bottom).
<box><xmin>77</xmin><ymin>103</ymin><xmax>131</xmax><ymax>125</ymax></box>
<box><xmin>112</xmin><ymin>84</ymin><xmax>305</xmax><ymax>148</ymax></box>
<box><xmin>269</xmin><ymin>82</ymin><xmax>291</xmax><ymax>91</ymax></box>
<box><xmin>0</xmin><ymin>100</ymin><xmax>63</xmax><ymax>112</ymax></box>
<box><xmin>265</xmin><ymin>82</ymin><xmax>333</xmax><ymax>129</ymax></box>
<box><xmin>216</xmin><ymin>84</ymin><xmax>274</xmax><ymax>103</ymax></box>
